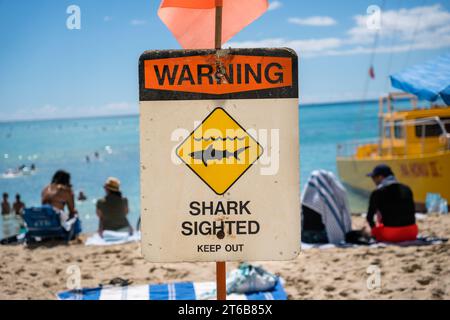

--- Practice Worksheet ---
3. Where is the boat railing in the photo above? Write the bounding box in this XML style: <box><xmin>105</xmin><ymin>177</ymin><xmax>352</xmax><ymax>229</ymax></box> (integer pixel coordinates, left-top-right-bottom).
<box><xmin>336</xmin><ymin>138</ymin><xmax>380</xmax><ymax>158</ymax></box>
<box><xmin>384</xmin><ymin>117</ymin><xmax>450</xmax><ymax>156</ymax></box>
<box><xmin>337</xmin><ymin>117</ymin><xmax>450</xmax><ymax>158</ymax></box>
<box><xmin>379</xmin><ymin>92</ymin><xmax>418</xmax><ymax>116</ymax></box>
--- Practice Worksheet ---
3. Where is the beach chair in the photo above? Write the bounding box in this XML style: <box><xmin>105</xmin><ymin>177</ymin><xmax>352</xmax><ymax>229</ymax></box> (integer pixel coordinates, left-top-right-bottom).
<box><xmin>23</xmin><ymin>205</ymin><xmax>81</xmax><ymax>244</ymax></box>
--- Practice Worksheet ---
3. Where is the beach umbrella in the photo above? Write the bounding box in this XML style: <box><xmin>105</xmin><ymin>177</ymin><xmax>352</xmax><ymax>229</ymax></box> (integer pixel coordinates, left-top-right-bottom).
<box><xmin>390</xmin><ymin>53</ymin><xmax>450</xmax><ymax>105</ymax></box>
<box><xmin>158</xmin><ymin>0</ymin><xmax>268</xmax><ymax>49</ymax></box>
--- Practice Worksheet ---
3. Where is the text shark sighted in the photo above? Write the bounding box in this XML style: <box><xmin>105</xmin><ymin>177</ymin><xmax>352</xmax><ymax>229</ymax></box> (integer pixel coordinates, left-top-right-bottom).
<box><xmin>180</xmin><ymin>201</ymin><xmax>260</xmax><ymax>237</ymax></box>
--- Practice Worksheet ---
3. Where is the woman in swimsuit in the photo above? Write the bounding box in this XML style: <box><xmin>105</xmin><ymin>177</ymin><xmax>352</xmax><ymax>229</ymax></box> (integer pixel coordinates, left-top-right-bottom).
<box><xmin>41</xmin><ymin>170</ymin><xmax>77</xmax><ymax>221</ymax></box>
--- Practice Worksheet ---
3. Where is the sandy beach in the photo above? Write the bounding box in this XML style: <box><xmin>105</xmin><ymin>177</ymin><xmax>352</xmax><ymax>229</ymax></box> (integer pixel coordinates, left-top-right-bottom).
<box><xmin>0</xmin><ymin>215</ymin><xmax>448</xmax><ymax>300</ymax></box>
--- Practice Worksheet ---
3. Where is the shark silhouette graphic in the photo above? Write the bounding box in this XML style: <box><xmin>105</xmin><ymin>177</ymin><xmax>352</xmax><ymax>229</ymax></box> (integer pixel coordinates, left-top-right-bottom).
<box><xmin>189</xmin><ymin>145</ymin><xmax>249</xmax><ymax>167</ymax></box>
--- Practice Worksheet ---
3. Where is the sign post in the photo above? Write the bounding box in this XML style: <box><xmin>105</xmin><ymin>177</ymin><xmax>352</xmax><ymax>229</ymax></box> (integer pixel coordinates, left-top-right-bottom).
<box><xmin>138</xmin><ymin>47</ymin><xmax>300</xmax><ymax>299</ymax></box>
<box><xmin>214</xmin><ymin>0</ymin><xmax>226</xmax><ymax>302</ymax></box>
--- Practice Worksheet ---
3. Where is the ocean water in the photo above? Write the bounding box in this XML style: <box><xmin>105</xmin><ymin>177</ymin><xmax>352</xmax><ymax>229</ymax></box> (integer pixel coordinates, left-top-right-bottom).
<box><xmin>0</xmin><ymin>101</ymin><xmax>381</xmax><ymax>239</ymax></box>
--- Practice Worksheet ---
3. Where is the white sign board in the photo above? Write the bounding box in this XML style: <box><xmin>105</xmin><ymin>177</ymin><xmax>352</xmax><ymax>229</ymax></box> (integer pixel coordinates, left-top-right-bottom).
<box><xmin>139</xmin><ymin>48</ymin><xmax>300</xmax><ymax>262</ymax></box>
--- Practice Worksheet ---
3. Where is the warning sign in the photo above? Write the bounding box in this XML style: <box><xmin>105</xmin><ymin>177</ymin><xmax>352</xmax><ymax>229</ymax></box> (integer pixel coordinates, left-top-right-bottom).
<box><xmin>143</xmin><ymin>55</ymin><xmax>293</xmax><ymax>94</ymax></box>
<box><xmin>139</xmin><ymin>48</ymin><xmax>300</xmax><ymax>263</ymax></box>
<box><xmin>176</xmin><ymin>107</ymin><xmax>263</xmax><ymax>195</ymax></box>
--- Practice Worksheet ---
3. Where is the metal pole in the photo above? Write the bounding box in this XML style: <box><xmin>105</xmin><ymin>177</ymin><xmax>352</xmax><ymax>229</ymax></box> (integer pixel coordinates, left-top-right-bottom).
<box><xmin>214</xmin><ymin>0</ymin><xmax>226</xmax><ymax>301</ymax></box>
<box><xmin>216</xmin><ymin>261</ymin><xmax>226</xmax><ymax>300</ymax></box>
<box><xmin>215</xmin><ymin>0</ymin><xmax>223</xmax><ymax>49</ymax></box>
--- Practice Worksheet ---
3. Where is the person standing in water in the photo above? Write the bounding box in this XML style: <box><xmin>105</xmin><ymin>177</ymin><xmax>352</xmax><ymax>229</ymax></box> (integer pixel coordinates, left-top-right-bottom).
<box><xmin>13</xmin><ymin>194</ymin><xmax>25</xmax><ymax>216</ymax></box>
<box><xmin>1</xmin><ymin>193</ymin><xmax>11</xmax><ymax>215</ymax></box>
<box><xmin>96</xmin><ymin>177</ymin><xmax>132</xmax><ymax>237</ymax></box>
<box><xmin>77</xmin><ymin>190</ymin><xmax>87</xmax><ymax>201</ymax></box>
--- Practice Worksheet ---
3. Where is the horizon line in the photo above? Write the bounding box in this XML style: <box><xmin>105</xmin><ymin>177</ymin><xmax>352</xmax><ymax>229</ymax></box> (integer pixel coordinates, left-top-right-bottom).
<box><xmin>0</xmin><ymin>98</ymin><xmax>383</xmax><ymax>124</ymax></box>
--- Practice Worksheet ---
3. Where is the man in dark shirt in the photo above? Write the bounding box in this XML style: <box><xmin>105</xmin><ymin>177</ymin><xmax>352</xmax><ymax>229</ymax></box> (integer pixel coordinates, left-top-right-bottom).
<box><xmin>366</xmin><ymin>164</ymin><xmax>418</xmax><ymax>242</ymax></box>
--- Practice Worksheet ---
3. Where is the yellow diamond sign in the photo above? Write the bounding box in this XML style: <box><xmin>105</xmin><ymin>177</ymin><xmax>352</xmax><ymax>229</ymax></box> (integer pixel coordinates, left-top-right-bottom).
<box><xmin>176</xmin><ymin>108</ymin><xmax>263</xmax><ymax>195</ymax></box>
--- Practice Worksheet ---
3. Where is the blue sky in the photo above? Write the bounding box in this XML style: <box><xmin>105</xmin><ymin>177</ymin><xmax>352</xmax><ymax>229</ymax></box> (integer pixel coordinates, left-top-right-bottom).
<box><xmin>0</xmin><ymin>0</ymin><xmax>449</xmax><ymax>121</ymax></box>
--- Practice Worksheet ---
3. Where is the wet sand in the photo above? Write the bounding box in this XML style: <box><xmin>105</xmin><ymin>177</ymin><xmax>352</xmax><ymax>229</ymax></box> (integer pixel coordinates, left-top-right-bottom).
<box><xmin>0</xmin><ymin>215</ymin><xmax>449</xmax><ymax>300</ymax></box>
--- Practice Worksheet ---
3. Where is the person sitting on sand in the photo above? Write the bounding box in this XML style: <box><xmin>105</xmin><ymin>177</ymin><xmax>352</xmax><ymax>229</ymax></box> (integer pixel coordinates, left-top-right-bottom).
<box><xmin>41</xmin><ymin>170</ymin><xmax>78</xmax><ymax>221</ymax></box>
<box><xmin>366</xmin><ymin>164</ymin><xmax>418</xmax><ymax>242</ymax></box>
<box><xmin>2</xmin><ymin>192</ymin><xmax>11</xmax><ymax>215</ymax></box>
<box><xmin>96</xmin><ymin>177</ymin><xmax>132</xmax><ymax>237</ymax></box>
<box><xmin>13</xmin><ymin>194</ymin><xmax>25</xmax><ymax>216</ymax></box>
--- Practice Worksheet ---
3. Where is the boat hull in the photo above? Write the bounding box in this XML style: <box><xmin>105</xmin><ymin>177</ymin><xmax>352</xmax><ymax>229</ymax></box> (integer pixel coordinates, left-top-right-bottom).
<box><xmin>337</xmin><ymin>151</ymin><xmax>450</xmax><ymax>210</ymax></box>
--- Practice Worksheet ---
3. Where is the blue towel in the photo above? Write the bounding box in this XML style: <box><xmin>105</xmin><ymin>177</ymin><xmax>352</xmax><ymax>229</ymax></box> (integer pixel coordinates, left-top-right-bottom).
<box><xmin>57</xmin><ymin>280</ymin><xmax>287</xmax><ymax>300</ymax></box>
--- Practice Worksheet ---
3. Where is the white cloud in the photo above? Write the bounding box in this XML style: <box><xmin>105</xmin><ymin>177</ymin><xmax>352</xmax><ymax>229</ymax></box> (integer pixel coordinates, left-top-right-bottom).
<box><xmin>347</xmin><ymin>4</ymin><xmax>450</xmax><ymax>45</ymax></box>
<box><xmin>2</xmin><ymin>102</ymin><xmax>138</xmax><ymax>122</ymax></box>
<box><xmin>288</xmin><ymin>16</ymin><xmax>337</xmax><ymax>27</ymax></box>
<box><xmin>103</xmin><ymin>16</ymin><xmax>112</xmax><ymax>22</ymax></box>
<box><xmin>130</xmin><ymin>19</ymin><xmax>147</xmax><ymax>26</ymax></box>
<box><xmin>228</xmin><ymin>4</ymin><xmax>450</xmax><ymax>58</ymax></box>
<box><xmin>268</xmin><ymin>1</ymin><xmax>282</xmax><ymax>11</ymax></box>
<box><xmin>226</xmin><ymin>37</ymin><xmax>342</xmax><ymax>57</ymax></box>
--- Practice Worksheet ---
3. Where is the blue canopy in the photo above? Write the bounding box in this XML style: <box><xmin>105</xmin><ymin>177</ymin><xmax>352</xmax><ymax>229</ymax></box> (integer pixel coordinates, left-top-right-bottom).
<box><xmin>390</xmin><ymin>53</ymin><xmax>450</xmax><ymax>105</ymax></box>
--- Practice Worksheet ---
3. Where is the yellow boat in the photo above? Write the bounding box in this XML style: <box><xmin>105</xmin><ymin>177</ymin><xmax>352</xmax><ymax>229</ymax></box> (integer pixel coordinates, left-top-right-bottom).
<box><xmin>337</xmin><ymin>92</ymin><xmax>450</xmax><ymax>210</ymax></box>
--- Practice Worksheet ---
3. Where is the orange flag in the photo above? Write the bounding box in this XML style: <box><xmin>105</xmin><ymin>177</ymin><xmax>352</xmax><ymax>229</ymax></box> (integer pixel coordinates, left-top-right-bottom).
<box><xmin>158</xmin><ymin>0</ymin><xmax>268</xmax><ymax>49</ymax></box>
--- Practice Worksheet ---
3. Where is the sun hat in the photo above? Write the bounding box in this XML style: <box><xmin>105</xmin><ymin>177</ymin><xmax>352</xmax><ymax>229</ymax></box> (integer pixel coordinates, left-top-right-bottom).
<box><xmin>104</xmin><ymin>177</ymin><xmax>121</xmax><ymax>192</ymax></box>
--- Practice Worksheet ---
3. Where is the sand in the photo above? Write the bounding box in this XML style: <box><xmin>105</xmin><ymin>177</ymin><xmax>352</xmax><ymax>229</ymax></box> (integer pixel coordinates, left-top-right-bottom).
<box><xmin>0</xmin><ymin>215</ymin><xmax>449</xmax><ymax>300</ymax></box>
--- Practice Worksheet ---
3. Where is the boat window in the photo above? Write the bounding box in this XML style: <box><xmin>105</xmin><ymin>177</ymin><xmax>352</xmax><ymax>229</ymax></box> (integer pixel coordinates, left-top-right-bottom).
<box><xmin>384</xmin><ymin>122</ymin><xmax>391</xmax><ymax>138</ymax></box>
<box><xmin>394</xmin><ymin>120</ymin><xmax>404</xmax><ymax>139</ymax></box>
<box><xmin>415</xmin><ymin>117</ymin><xmax>450</xmax><ymax>137</ymax></box>
<box><xmin>443</xmin><ymin>117</ymin><xmax>450</xmax><ymax>133</ymax></box>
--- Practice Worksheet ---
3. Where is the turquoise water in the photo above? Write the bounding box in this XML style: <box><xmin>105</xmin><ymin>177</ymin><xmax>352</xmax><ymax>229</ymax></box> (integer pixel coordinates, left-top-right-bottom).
<box><xmin>0</xmin><ymin>101</ymin><xmax>381</xmax><ymax>239</ymax></box>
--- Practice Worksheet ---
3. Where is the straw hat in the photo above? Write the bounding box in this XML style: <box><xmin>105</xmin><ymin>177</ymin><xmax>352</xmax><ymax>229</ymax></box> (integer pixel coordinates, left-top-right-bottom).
<box><xmin>104</xmin><ymin>177</ymin><xmax>121</xmax><ymax>192</ymax></box>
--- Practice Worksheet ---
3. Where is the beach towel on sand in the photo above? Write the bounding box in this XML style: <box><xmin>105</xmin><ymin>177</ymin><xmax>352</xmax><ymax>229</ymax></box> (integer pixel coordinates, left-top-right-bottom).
<box><xmin>57</xmin><ymin>280</ymin><xmax>287</xmax><ymax>300</ymax></box>
<box><xmin>85</xmin><ymin>230</ymin><xmax>140</xmax><ymax>246</ymax></box>
<box><xmin>301</xmin><ymin>170</ymin><xmax>352</xmax><ymax>244</ymax></box>
<box><xmin>301</xmin><ymin>236</ymin><xmax>447</xmax><ymax>250</ymax></box>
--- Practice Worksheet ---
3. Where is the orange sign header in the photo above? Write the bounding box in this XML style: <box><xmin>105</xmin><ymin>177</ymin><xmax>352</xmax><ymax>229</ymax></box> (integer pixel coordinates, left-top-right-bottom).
<box><xmin>143</xmin><ymin>55</ymin><xmax>293</xmax><ymax>95</ymax></box>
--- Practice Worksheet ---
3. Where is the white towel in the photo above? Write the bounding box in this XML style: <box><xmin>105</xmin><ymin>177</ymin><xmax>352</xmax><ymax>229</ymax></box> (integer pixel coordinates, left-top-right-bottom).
<box><xmin>85</xmin><ymin>230</ymin><xmax>140</xmax><ymax>246</ymax></box>
<box><xmin>301</xmin><ymin>170</ymin><xmax>352</xmax><ymax>244</ymax></box>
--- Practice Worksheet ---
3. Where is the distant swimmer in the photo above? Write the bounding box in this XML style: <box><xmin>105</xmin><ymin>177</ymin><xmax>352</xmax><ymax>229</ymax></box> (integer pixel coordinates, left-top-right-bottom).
<box><xmin>78</xmin><ymin>190</ymin><xmax>87</xmax><ymax>201</ymax></box>
<box><xmin>189</xmin><ymin>145</ymin><xmax>249</xmax><ymax>167</ymax></box>
<box><xmin>21</xmin><ymin>164</ymin><xmax>32</xmax><ymax>175</ymax></box>
<box><xmin>31</xmin><ymin>164</ymin><xmax>36</xmax><ymax>171</ymax></box>
<box><xmin>13</xmin><ymin>194</ymin><xmax>25</xmax><ymax>216</ymax></box>
<box><xmin>1</xmin><ymin>192</ymin><xmax>11</xmax><ymax>215</ymax></box>
<box><xmin>86</xmin><ymin>155</ymin><xmax>90</xmax><ymax>163</ymax></box>
<box><xmin>94</xmin><ymin>151</ymin><xmax>99</xmax><ymax>159</ymax></box>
